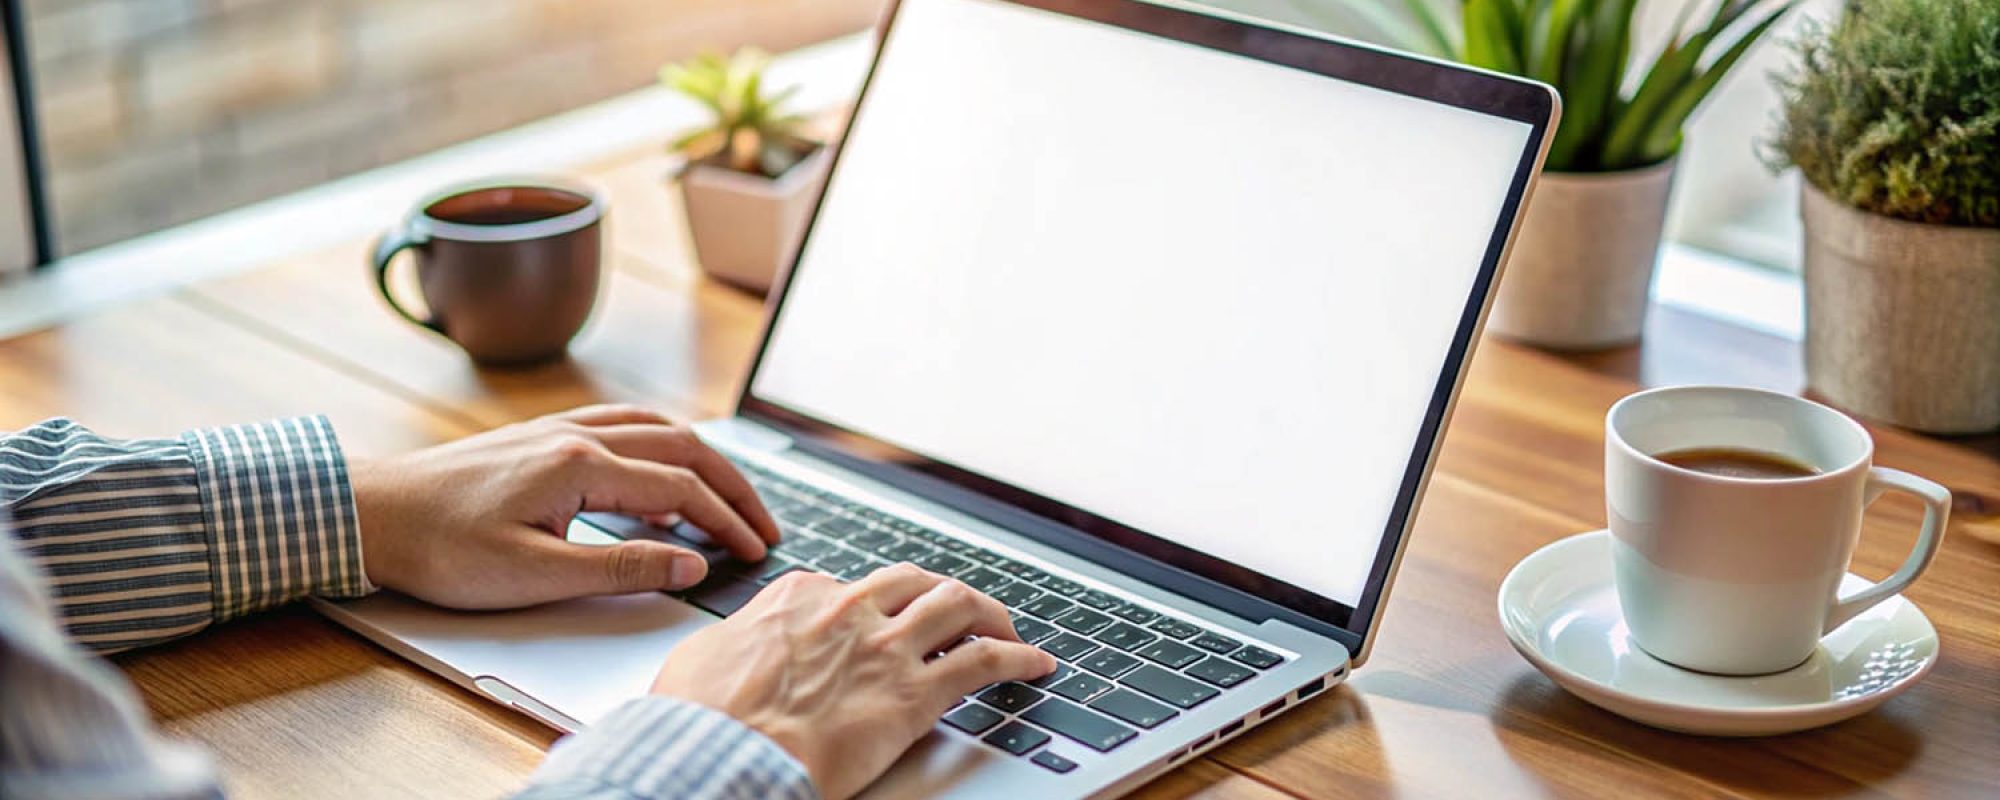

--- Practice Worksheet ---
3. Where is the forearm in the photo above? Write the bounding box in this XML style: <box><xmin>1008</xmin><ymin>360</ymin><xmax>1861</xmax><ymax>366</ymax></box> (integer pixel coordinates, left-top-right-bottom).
<box><xmin>516</xmin><ymin>696</ymin><xmax>818</xmax><ymax>800</ymax></box>
<box><xmin>2</xmin><ymin>417</ymin><xmax>369</xmax><ymax>653</ymax></box>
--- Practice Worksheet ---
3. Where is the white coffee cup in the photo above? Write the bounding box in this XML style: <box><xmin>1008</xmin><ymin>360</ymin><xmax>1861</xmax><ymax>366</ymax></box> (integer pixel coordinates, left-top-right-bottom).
<box><xmin>1604</xmin><ymin>386</ymin><xmax>1951</xmax><ymax>675</ymax></box>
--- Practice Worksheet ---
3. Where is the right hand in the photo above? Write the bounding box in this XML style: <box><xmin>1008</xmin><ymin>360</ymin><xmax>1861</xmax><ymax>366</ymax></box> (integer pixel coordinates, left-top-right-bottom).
<box><xmin>651</xmin><ymin>564</ymin><xmax>1059</xmax><ymax>800</ymax></box>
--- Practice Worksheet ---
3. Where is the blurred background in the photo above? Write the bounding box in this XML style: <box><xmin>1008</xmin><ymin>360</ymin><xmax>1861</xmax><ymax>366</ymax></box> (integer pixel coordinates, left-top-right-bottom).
<box><xmin>11</xmin><ymin>0</ymin><xmax>1831</xmax><ymax>276</ymax></box>
<box><xmin>21</xmin><ymin>0</ymin><xmax>879</xmax><ymax>256</ymax></box>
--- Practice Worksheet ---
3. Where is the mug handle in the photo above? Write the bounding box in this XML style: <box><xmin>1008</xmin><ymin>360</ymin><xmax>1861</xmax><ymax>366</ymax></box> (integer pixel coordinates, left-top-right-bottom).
<box><xmin>1822</xmin><ymin>467</ymin><xmax>1951</xmax><ymax>633</ymax></box>
<box><xmin>371</xmin><ymin>223</ymin><xmax>442</xmax><ymax>333</ymax></box>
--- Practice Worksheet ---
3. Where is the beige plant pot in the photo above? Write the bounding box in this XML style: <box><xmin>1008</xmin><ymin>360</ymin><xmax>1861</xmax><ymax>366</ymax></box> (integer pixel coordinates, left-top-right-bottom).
<box><xmin>1802</xmin><ymin>184</ymin><xmax>2000</xmax><ymax>434</ymax></box>
<box><xmin>680</xmin><ymin>146</ymin><xmax>832</xmax><ymax>295</ymax></box>
<box><xmin>1486</xmin><ymin>159</ymin><xmax>1678</xmax><ymax>350</ymax></box>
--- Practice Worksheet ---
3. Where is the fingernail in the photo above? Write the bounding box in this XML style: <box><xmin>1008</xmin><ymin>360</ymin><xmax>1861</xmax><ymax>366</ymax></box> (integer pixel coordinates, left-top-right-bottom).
<box><xmin>670</xmin><ymin>553</ymin><xmax>705</xmax><ymax>586</ymax></box>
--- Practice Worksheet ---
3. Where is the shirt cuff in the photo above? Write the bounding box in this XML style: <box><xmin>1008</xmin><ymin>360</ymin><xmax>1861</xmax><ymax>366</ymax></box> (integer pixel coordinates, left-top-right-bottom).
<box><xmin>182</xmin><ymin>416</ymin><xmax>368</xmax><ymax>620</ymax></box>
<box><xmin>522</xmin><ymin>696</ymin><xmax>817</xmax><ymax>800</ymax></box>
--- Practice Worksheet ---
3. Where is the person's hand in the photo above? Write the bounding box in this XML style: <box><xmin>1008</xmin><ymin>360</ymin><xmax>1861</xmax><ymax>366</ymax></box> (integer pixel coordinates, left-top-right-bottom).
<box><xmin>651</xmin><ymin>564</ymin><xmax>1058</xmax><ymax>800</ymax></box>
<box><xmin>349</xmin><ymin>404</ymin><xmax>779</xmax><ymax>608</ymax></box>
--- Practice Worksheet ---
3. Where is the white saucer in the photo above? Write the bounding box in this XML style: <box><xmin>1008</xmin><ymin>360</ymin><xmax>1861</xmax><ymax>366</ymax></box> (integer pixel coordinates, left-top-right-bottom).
<box><xmin>1498</xmin><ymin>530</ymin><xmax>1938</xmax><ymax>737</ymax></box>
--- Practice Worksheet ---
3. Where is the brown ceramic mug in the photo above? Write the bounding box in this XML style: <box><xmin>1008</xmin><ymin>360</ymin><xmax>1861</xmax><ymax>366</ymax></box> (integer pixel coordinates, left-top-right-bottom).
<box><xmin>372</xmin><ymin>180</ymin><xmax>604</xmax><ymax>366</ymax></box>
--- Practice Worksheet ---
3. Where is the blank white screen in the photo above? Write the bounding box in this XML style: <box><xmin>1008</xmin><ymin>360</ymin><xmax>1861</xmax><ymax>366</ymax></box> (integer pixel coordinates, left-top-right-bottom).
<box><xmin>752</xmin><ymin>0</ymin><xmax>1533</xmax><ymax>605</ymax></box>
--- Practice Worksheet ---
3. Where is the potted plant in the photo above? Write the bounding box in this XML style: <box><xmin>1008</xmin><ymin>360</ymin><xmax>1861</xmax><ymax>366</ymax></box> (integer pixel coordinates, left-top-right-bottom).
<box><xmin>1320</xmin><ymin>0</ymin><xmax>1793</xmax><ymax>348</ymax></box>
<box><xmin>663</xmin><ymin>49</ymin><xmax>830</xmax><ymax>295</ymax></box>
<box><xmin>1767</xmin><ymin>0</ymin><xmax>2000</xmax><ymax>433</ymax></box>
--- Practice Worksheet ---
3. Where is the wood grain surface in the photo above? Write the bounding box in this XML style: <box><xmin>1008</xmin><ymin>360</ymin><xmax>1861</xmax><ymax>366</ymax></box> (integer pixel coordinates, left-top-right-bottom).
<box><xmin>2</xmin><ymin>144</ymin><xmax>1994</xmax><ymax>799</ymax></box>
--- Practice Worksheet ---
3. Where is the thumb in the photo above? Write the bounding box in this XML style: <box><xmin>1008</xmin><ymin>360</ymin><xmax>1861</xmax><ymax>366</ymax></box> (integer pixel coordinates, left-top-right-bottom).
<box><xmin>548</xmin><ymin>538</ymin><xmax>710</xmax><ymax>597</ymax></box>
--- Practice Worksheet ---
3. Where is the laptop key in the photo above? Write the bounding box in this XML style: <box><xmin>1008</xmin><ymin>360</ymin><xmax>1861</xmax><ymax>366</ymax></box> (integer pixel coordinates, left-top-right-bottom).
<box><xmin>1135</xmin><ymin>639</ymin><xmax>1204</xmax><ymax>669</ymax></box>
<box><xmin>1021</xmin><ymin>698</ymin><xmax>1138</xmax><ymax>752</ymax></box>
<box><xmin>1122</xmin><ymin>665</ymin><xmax>1220</xmax><ymax>709</ymax></box>
<box><xmin>1045</xmin><ymin>670</ymin><xmax>1112</xmax><ymax>703</ymax></box>
<box><xmin>849</xmin><ymin>529</ymin><xmax>897</xmax><ymax>551</ymax></box>
<box><xmin>915</xmin><ymin>551</ymin><xmax>972</xmax><ymax>575</ymax></box>
<box><xmin>966</xmin><ymin>548</ymin><xmax>1004</xmax><ymax>565</ymax></box>
<box><xmin>881</xmin><ymin>540</ymin><xmax>934</xmax><ymax>562</ymax></box>
<box><xmin>1088</xmin><ymin>689</ymin><xmax>1179</xmax><ymax>729</ymax></box>
<box><xmin>1022</xmin><ymin>595</ymin><xmax>1075</xmax><ymax>620</ymax></box>
<box><xmin>780</xmin><ymin>537</ymin><xmax>835</xmax><ymax>561</ymax></box>
<box><xmin>1035</xmin><ymin>576</ymin><xmax>1086</xmax><ymax>597</ymax></box>
<box><xmin>1054</xmin><ymin>607</ymin><xmax>1113</xmax><ymax>635</ymax></box>
<box><xmin>814</xmin><ymin>550</ymin><xmax>863</xmax><ymax>573</ymax></box>
<box><xmin>942</xmin><ymin>702</ymin><xmax>1005</xmax><ymax>735</ymax></box>
<box><xmin>1075</xmin><ymin>590</ymin><xmax>1121</xmax><ymax>611</ymax></box>
<box><xmin>1026</xmin><ymin>663</ymin><xmax>1075</xmax><ymax>689</ymax></box>
<box><xmin>1112</xmin><ymin>605</ymin><xmax>1159</xmax><ymax>625</ymax></box>
<box><xmin>958</xmin><ymin>568</ymin><xmax>1009</xmax><ymax>592</ymax></box>
<box><xmin>981</xmin><ymin>721</ymin><xmax>1050</xmax><ymax>756</ymax></box>
<box><xmin>1147</xmin><ymin>617</ymin><xmax>1201</xmax><ymax>640</ymax></box>
<box><xmin>1030</xmin><ymin>751</ymin><xmax>1077</xmax><ymax>774</ymax></box>
<box><xmin>1231</xmin><ymin>646</ymin><xmax>1284</xmax><ymax>670</ymax></box>
<box><xmin>1038</xmin><ymin>632</ymin><xmax>1098</xmax><ymax>661</ymax></box>
<box><xmin>977</xmin><ymin>682</ymin><xmax>1045</xmax><ymax>713</ymax></box>
<box><xmin>1095</xmin><ymin>622</ymin><xmax>1157</xmax><ymax>652</ymax></box>
<box><xmin>838</xmin><ymin>559</ymin><xmax>889</xmax><ymax>582</ymax></box>
<box><xmin>815</xmin><ymin>516</ymin><xmax>867</xmax><ymax>538</ymax></box>
<box><xmin>1190</xmin><ymin>632</ymin><xmax>1242</xmax><ymax>655</ymax></box>
<box><xmin>1012</xmin><ymin>617</ymin><xmax>1059</xmax><ymax>644</ymax></box>
<box><xmin>1077</xmin><ymin>648</ymin><xmax>1141</xmax><ymax>679</ymax></box>
<box><xmin>990</xmin><ymin>582</ymin><xmax>1043</xmax><ymax>607</ymax></box>
<box><xmin>1186</xmin><ymin>656</ymin><xmax>1256</xmax><ymax>688</ymax></box>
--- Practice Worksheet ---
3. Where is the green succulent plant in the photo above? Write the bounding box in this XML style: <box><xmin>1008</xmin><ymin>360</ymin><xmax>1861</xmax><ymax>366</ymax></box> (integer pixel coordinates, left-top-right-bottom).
<box><xmin>1300</xmin><ymin>0</ymin><xmax>1794</xmax><ymax>172</ymax></box>
<box><xmin>661</xmin><ymin>48</ymin><xmax>817</xmax><ymax>179</ymax></box>
<box><xmin>1766</xmin><ymin>0</ymin><xmax>2000</xmax><ymax>227</ymax></box>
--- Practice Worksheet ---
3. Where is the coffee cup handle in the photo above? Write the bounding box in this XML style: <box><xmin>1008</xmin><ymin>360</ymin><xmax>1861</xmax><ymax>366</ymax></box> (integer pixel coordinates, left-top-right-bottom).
<box><xmin>371</xmin><ymin>224</ymin><xmax>442</xmax><ymax>333</ymax></box>
<box><xmin>1823</xmin><ymin>467</ymin><xmax>1951</xmax><ymax>633</ymax></box>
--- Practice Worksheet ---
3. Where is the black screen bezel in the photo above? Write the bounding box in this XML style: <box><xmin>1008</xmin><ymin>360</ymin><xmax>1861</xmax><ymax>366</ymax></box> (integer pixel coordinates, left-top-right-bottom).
<box><xmin>735</xmin><ymin>0</ymin><xmax>1553</xmax><ymax>643</ymax></box>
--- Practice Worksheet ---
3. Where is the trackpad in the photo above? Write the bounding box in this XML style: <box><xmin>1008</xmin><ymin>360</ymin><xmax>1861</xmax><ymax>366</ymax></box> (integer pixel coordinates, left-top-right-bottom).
<box><xmin>314</xmin><ymin>522</ymin><xmax>722</xmax><ymax>732</ymax></box>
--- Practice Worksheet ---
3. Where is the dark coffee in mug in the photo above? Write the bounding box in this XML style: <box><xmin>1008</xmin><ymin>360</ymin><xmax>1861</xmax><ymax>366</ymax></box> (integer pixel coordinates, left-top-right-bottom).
<box><xmin>373</xmin><ymin>181</ymin><xmax>604</xmax><ymax>366</ymax></box>
<box><xmin>1654</xmin><ymin>446</ymin><xmax>1820</xmax><ymax>479</ymax></box>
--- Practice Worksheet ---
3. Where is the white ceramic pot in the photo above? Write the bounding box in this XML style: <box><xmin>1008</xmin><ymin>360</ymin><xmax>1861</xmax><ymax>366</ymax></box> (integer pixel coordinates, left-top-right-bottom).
<box><xmin>1486</xmin><ymin>159</ymin><xmax>1678</xmax><ymax>350</ymax></box>
<box><xmin>1802</xmin><ymin>183</ymin><xmax>2000</xmax><ymax>434</ymax></box>
<box><xmin>679</xmin><ymin>146</ymin><xmax>832</xmax><ymax>295</ymax></box>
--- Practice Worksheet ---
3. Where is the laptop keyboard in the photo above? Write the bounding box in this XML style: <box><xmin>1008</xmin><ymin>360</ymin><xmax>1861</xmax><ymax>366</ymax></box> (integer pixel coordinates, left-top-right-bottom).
<box><xmin>657</xmin><ymin>461</ymin><xmax>1289</xmax><ymax>770</ymax></box>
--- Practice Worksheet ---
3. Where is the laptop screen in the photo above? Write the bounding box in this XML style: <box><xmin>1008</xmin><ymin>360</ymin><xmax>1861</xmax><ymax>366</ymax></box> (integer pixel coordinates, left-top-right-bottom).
<box><xmin>745</xmin><ymin>0</ymin><xmax>1546</xmax><ymax>631</ymax></box>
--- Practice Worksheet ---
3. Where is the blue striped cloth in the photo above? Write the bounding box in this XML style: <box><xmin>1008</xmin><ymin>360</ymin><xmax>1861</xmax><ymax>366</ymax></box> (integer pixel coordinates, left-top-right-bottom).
<box><xmin>0</xmin><ymin>418</ymin><xmax>816</xmax><ymax>800</ymax></box>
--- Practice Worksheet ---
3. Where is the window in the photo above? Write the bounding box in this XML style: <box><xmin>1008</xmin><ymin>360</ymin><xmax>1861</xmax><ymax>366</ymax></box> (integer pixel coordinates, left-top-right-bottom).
<box><xmin>1194</xmin><ymin>0</ymin><xmax>1844</xmax><ymax>275</ymax></box>
<box><xmin>11</xmin><ymin>0</ymin><xmax>883</xmax><ymax>260</ymax></box>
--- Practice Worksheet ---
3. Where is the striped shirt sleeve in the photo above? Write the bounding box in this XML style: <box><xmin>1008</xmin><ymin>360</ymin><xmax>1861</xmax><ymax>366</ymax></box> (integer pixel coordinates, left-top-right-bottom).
<box><xmin>516</xmin><ymin>696</ymin><xmax>818</xmax><ymax>800</ymax></box>
<box><xmin>1</xmin><ymin>417</ymin><xmax>369</xmax><ymax>654</ymax></box>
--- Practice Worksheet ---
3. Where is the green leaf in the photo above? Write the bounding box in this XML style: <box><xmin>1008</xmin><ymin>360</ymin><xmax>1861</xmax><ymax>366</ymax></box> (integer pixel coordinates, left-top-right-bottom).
<box><xmin>1529</xmin><ymin>0</ymin><xmax>1586</xmax><ymax>85</ymax></box>
<box><xmin>1635</xmin><ymin>4</ymin><xmax>1792</xmax><ymax>162</ymax></box>
<box><xmin>1599</xmin><ymin>16</ymin><xmax>1709</xmax><ymax>166</ymax></box>
<box><xmin>1463</xmin><ymin>0</ymin><xmax>1524</xmax><ymax>73</ymax></box>
<box><xmin>1404</xmin><ymin>0</ymin><xmax>1462</xmax><ymax>57</ymax></box>
<box><xmin>1548</xmin><ymin>0</ymin><xmax>1635</xmax><ymax>169</ymax></box>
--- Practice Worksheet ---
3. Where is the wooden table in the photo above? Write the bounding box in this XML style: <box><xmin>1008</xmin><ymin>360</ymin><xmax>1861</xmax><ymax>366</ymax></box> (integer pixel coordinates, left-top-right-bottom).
<box><xmin>2</xmin><ymin>143</ymin><xmax>1996</xmax><ymax>799</ymax></box>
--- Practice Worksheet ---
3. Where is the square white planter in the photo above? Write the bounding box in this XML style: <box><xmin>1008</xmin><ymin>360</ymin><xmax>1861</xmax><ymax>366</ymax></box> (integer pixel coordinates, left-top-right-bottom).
<box><xmin>679</xmin><ymin>147</ymin><xmax>831</xmax><ymax>295</ymax></box>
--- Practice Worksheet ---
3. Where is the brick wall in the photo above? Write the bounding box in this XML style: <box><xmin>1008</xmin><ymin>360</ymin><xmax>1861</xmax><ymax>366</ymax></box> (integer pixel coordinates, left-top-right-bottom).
<box><xmin>27</xmin><ymin>0</ymin><xmax>884</xmax><ymax>255</ymax></box>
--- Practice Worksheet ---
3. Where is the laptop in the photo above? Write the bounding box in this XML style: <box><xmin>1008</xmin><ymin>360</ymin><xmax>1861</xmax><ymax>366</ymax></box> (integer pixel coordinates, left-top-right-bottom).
<box><xmin>315</xmin><ymin>0</ymin><xmax>1556</xmax><ymax>795</ymax></box>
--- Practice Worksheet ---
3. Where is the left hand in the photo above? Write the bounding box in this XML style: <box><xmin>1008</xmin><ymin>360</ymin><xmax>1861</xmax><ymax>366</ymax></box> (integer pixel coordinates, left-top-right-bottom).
<box><xmin>349</xmin><ymin>404</ymin><xmax>780</xmax><ymax>608</ymax></box>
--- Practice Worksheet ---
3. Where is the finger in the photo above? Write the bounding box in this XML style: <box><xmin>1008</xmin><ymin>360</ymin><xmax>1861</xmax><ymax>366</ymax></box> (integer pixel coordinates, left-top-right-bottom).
<box><xmin>926</xmin><ymin>638</ymin><xmax>1058</xmax><ymax>703</ymax></box>
<box><xmin>887</xmin><ymin>578</ymin><xmax>1022</xmax><ymax>656</ymax></box>
<box><xmin>849</xmin><ymin>563</ymin><xmax>949</xmax><ymax>614</ymax></box>
<box><xmin>537</xmin><ymin>537</ymin><xmax>710</xmax><ymax>599</ymax></box>
<box><xmin>552</xmin><ymin>404</ymin><xmax>675</xmax><ymax>428</ymax></box>
<box><xmin>576</xmin><ymin>455</ymin><xmax>768</xmax><ymax>560</ymax></box>
<box><xmin>587</xmin><ymin>424</ymin><xmax>781</xmax><ymax>545</ymax></box>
